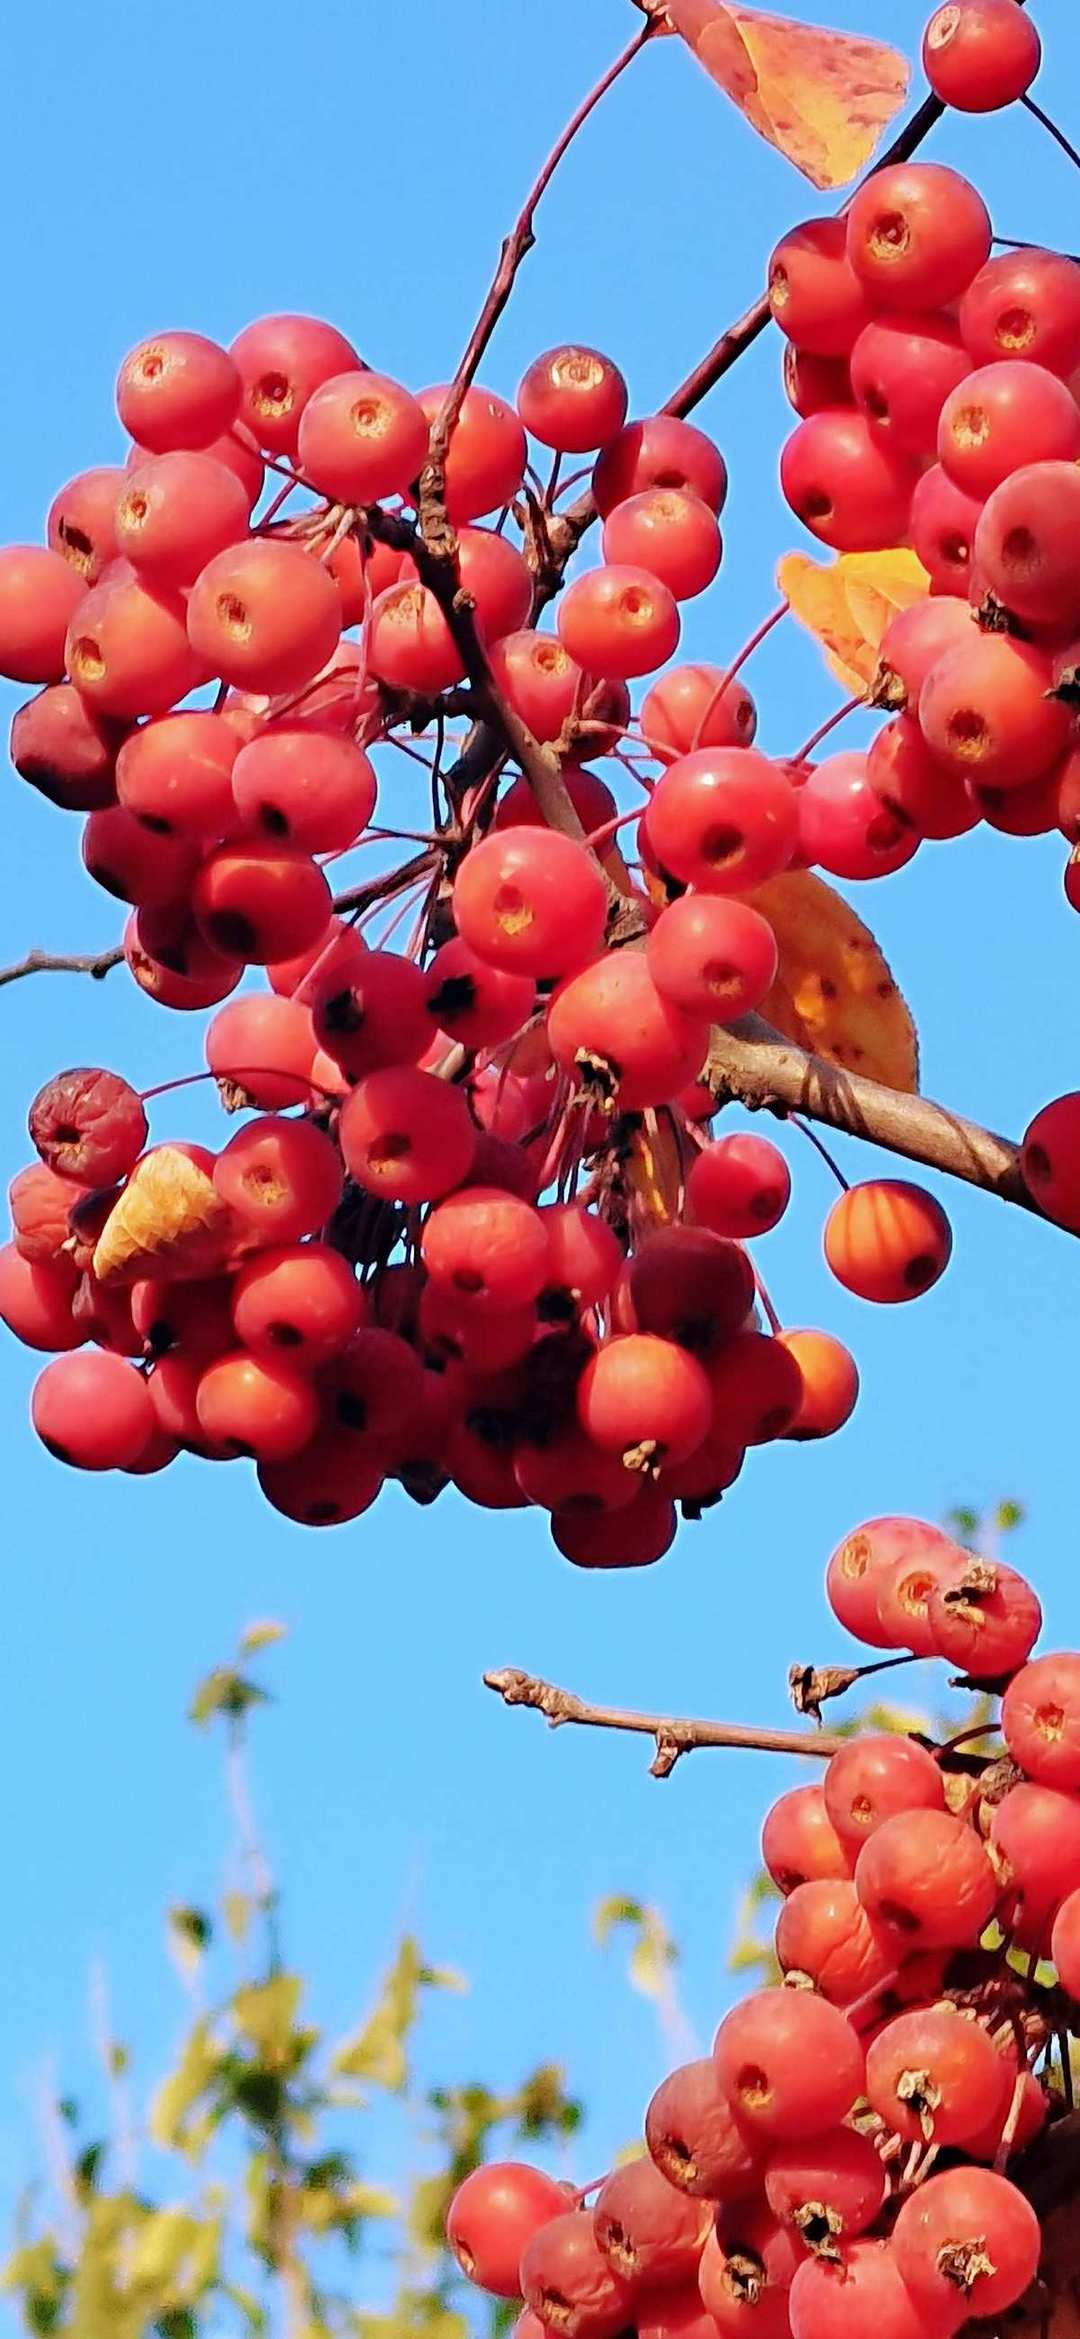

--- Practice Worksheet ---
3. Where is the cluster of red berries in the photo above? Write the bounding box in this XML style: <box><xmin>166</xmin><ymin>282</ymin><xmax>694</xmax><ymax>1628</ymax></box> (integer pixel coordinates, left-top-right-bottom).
<box><xmin>0</xmin><ymin>1054</ymin><xmax>876</xmax><ymax>1547</ymax></box>
<box><xmin>770</xmin><ymin>149</ymin><xmax>1080</xmax><ymax>883</ymax></box>
<box><xmin>446</xmin><ymin>1508</ymin><xmax>1080</xmax><ymax>2338</ymax></box>
<box><xmin>0</xmin><ymin>300</ymin><xmax>976</xmax><ymax>1542</ymax></box>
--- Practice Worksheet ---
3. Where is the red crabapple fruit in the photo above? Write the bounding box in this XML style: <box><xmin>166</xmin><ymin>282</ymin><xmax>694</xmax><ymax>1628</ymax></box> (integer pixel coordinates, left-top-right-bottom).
<box><xmin>645</xmin><ymin>749</ymin><xmax>799</xmax><ymax>894</ymax></box>
<box><xmin>1001</xmin><ymin>1651</ymin><xmax>1080</xmax><ymax>1790</ymax></box>
<box><xmin>854</xmin><ymin>1808</ymin><xmax>999</xmax><ymax>1949</ymax></box>
<box><xmin>447</xmin><ymin>2163</ymin><xmax>571</xmax><ymax>2298</ymax></box>
<box><xmin>418</xmin><ymin>384</ymin><xmax>527</xmax><ymax>521</ymax></box>
<box><xmin>893</xmin><ymin>2165</ymin><xmax>1040</xmax><ymax>2322</ymax></box>
<box><xmin>845</xmin><ymin>163</ymin><xmax>992</xmax><ymax>309</ymax></box>
<box><xmin>296</xmin><ymin>370</ymin><xmax>429</xmax><ymax>503</ymax></box>
<box><xmin>186</xmin><ymin>539</ymin><xmax>342</xmax><ymax>696</ymax></box>
<box><xmin>824</xmin><ymin>1732</ymin><xmax>946</xmax><ymax>1851</ymax></box>
<box><xmin>687</xmin><ymin>1136</ymin><xmax>790</xmax><ymax>1240</ymax></box>
<box><xmin>761</xmin><ymin>1784</ymin><xmax>852</xmax><ymax>1896</ymax></box>
<box><xmin>1021</xmin><ymin>1093</ymin><xmax>1080</xmax><ymax>1230</ymax></box>
<box><xmin>517</xmin><ymin>346</ymin><xmax>629</xmax><ymax>453</ymax></box>
<box><xmin>764</xmin><ymin>2126</ymin><xmax>886</xmax><ymax>2250</ymax></box>
<box><xmin>647</xmin><ymin>896</ymin><xmax>777</xmax><ymax>1022</ymax></box>
<box><xmin>645</xmin><ymin>2059</ymin><xmax>763</xmax><ymax>2202</ymax></box>
<box><xmin>779</xmin><ymin>1330</ymin><xmax>859</xmax><ymax>1439</ymax></box>
<box><xmin>29</xmin><ymin>1068</ymin><xmax>147</xmax><ymax>1189</ymax></box>
<box><xmin>556</xmin><ymin>565</ymin><xmax>681</xmax><ymax>682</ymax></box>
<box><xmin>923</xmin><ymin>0</ymin><xmax>1041</xmax><ymax>114</ymax></box>
<box><xmin>116</xmin><ymin>331</ymin><xmax>240</xmax><ymax>452</ymax></box>
<box><xmin>865</xmin><ymin>2003</ymin><xmax>1008</xmax><ymax>2146</ymax></box>
<box><xmin>592</xmin><ymin>416</ymin><xmax>728</xmax><ymax>519</ymax></box>
<box><xmin>519</xmin><ymin>2212</ymin><xmax>636</xmax><ymax>2339</ymax></box>
<box><xmin>453</xmin><ymin>830</ymin><xmax>609</xmax><ymax>979</ymax></box>
<box><xmin>823</xmin><ymin>1181</ymin><xmax>953</xmax><ymax>1304</ymax></box>
<box><xmin>31</xmin><ymin>1350</ymin><xmax>155</xmax><ymax>1469</ymax></box>
<box><xmin>788</xmin><ymin>2237</ymin><xmax>938</xmax><ymax>2339</ymax></box>
<box><xmin>592</xmin><ymin>2159</ymin><xmax>709</xmax><ymax>2290</ymax></box>
<box><xmin>711</xmin><ymin>1988</ymin><xmax>865</xmax><ymax>2140</ymax></box>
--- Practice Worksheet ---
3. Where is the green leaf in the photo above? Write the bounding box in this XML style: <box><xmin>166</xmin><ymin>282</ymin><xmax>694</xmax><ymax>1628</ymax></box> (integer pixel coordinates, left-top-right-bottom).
<box><xmin>332</xmin><ymin>2006</ymin><xmax>407</xmax><ymax>2092</ymax></box>
<box><xmin>409</xmin><ymin>2172</ymin><xmax>455</xmax><ymax>2256</ymax></box>
<box><xmin>150</xmin><ymin>2019</ymin><xmax>221</xmax><ymax>2153</ymax></box>
<box><xmin>224</xmin><ymin>2063</ymin><xmax>286</xmax><ymax>2127</ymax></box>
<box><xmin>189</xmin><ymin>1667</ymin><xmax>269</xmax><ymax>1727</ymax></box>
<box><xmin>418</xmin><ymin>1963</ymin><xmax>467</xmax><ymax>1994</ymax></box>
<box><xmin>168</xmin><ymin>1905</ymin><xmax>213</xmax><ymax>1982</ymax></box>
<box><xmin>239</xmin><ymin>1619</ymin><xmax>287</xmax><ymax>1656</ymax></box>
<box><xmin>108</xmin><ymin>2041</ymin><xmax>130</xmax><ymax>2079</ymax></box>
<box><xmin>593</xmin><ymin>1897</ymin><xmax>644</xmax><ymax>1945</ymax></box>
<box><xmin>2</xmin><ymin>2240</ymin><xmax>66</xmax><ymax>2310</ymax></box>
<box><xmin>232</xmin><ymin>1974</ymin><xmax>303</xmax><ymax>2058</ymax></box>
<box><xmin>74</xmin><ymin>2141</ymin><xmax>105</xmax><ymax>2195</ymax></box>
<box><xmin>26</xmin><ymin>2297</ymin><xmax>63</xmax><ymax>2336</ymax></box>
<box><xmin>347</xmin><ymin>2182</ymin><xmax>399</xmax><ymax>2219</ymax></box>
<box><xmin>628</xmin><ymin>1915</ymin><xmax>675</xmax><ymax>2001</ymax></box>
<box><xmin>593</xmin><ymin>1897</ymin><xmax>676</xmax><ymax>2002</ymax></box>
<box><xmin>995</xmin><ymin>1499</ymin><xmax>1025</xmax><ymax>1532</ymax></box>
<box><xmin>332</xmin><ymin>1936</ymin><xmax>436</xmax><ymax>2091</ymax></box>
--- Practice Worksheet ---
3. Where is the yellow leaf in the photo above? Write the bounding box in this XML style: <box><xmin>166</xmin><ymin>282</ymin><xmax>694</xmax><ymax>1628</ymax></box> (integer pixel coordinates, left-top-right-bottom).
<box><xmin>93</xmin><ymin>1145</ymin><xmax>239</xmax><ymax>1286</ymax></box>
<box><xmin>667</xmin><ymin>0</ymin><xmax>909</xmax><ymax>188</ymax></box>
<box><xmin>778</xmin><ymin>546</ymin><xmax>930</xmax><ymax>694</ymax></box>
<box><xmin>239</xmin><ymin>1618</ymin><xmax>287</xmax><ymax>1655</ymax></box>
<box><xmin>233</xmin><ymin>1973</ymin><xmax>302</xmax><ymax>2058</ymax></box>
<box><xmin>595</xmin><ymin>1898</ymin><xmax>677</xmax><ymax>2002</ymax></box>
<box><xmin>747</xmin><ymin>870</ymin><xmax>918</xmax><ymax>1090</ymax></box>
<box><xmin>332</xmin><ymin>2004</ymin><xmax>407</xmax><ymax>2092</ymax></box>
<box><xmin>126</xmin><ymin>2206</ymin><xmax>200</xmax><ymax>2291</ymax></box>
<box><xmin>223</xmin><ymin>1889</ymin><xmax>252</xmax><ymax>1943</ymax></box>
<box><xmin>149</xmin><ymin>2019</ymin><xmax>220</xmax><ymax>2154</ymax></box>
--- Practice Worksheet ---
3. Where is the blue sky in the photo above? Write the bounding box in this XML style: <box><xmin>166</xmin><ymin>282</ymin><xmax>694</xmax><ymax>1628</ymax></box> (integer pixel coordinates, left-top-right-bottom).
<box><xmin>1</xmin><ymin>0</ymin><xmax>1079</xmax><ymax>2315</ymax></box>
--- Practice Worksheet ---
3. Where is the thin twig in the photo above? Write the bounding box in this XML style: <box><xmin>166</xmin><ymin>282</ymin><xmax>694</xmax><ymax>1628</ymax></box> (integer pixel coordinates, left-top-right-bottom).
<box><xmin>544</xmin><ymin>86</ymin><xmax>951</xmax><ymax>581</ymax></box>
<box><xmin>0</xmin><ymin>859</ymin><xmax>437</xmax><ymax>994</ymax></box>
<box><xmin>424</xmin><ymin>20</ymin><xmax>656</xmax><ymax>499</ymax></box>
<box><xmin>483</xmin><ymin>1667</ymin><xmax>844</xmax><ymax>1777</ymax></box>
<box><xmin>0</xmin><ymin>943</ymin><xmax>123</xmax><ymax>989</ymax></box>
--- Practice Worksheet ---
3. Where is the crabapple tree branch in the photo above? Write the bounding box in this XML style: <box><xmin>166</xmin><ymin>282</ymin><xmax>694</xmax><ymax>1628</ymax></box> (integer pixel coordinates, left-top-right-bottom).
<box><xmin>705</xmin><ymin>1015</ymin><xmax>1042</xmax><ymax>1220</ymax></box>
<box><xmin>483</xmin><ymin>1667</ymin><xmax>845</xmax><ymax>1777</ymax></box>
<box><xmin>0</xmin><ymin>925</ymin><xmax>1055</xmax><ymax>1233</ymax></box>
<box><xmin>0</xmin><ymin>943</ymin><xmax>125</xmax><ymax>990</ymax></box>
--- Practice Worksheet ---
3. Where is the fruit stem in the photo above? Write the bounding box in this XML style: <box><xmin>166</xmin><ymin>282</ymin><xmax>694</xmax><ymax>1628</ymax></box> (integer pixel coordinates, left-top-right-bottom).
<box><xmin>137</xmin><ymin>1067</ymin><xmax>337</xmax><ymax>1106</ymax></box>
<box><xmin>582</xmin><ymin>805</ymin><xmax>648</xmax><ymax>854</ymax></box>
<box><xmin>570</xmin><ymin>2176</ymin><xmax>610</xmax><ymax>2206</ymax></box>
<box><xmin>752</xmin><ymin>1264</ymin><xmax>783</xmax><ymax>1335</ymax></box>
<box><xmin>1022</xmin><ymin>94</ymin><xmax>1080</xmax><ymax>173</ymax></box>
<box><xmin>790</xmin><ymin>1116</ymin><xmax>850</xmax><ymax>1193</ymax></box>
<box><xmin>789</xmin><ymin>693</ymin><xmax>865</xmax><ymax>767</ymax></box>
<box><xmin>692</xmin><ymin>603</ymin><xmax>789</xmax><ymax>749</ymax></box>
